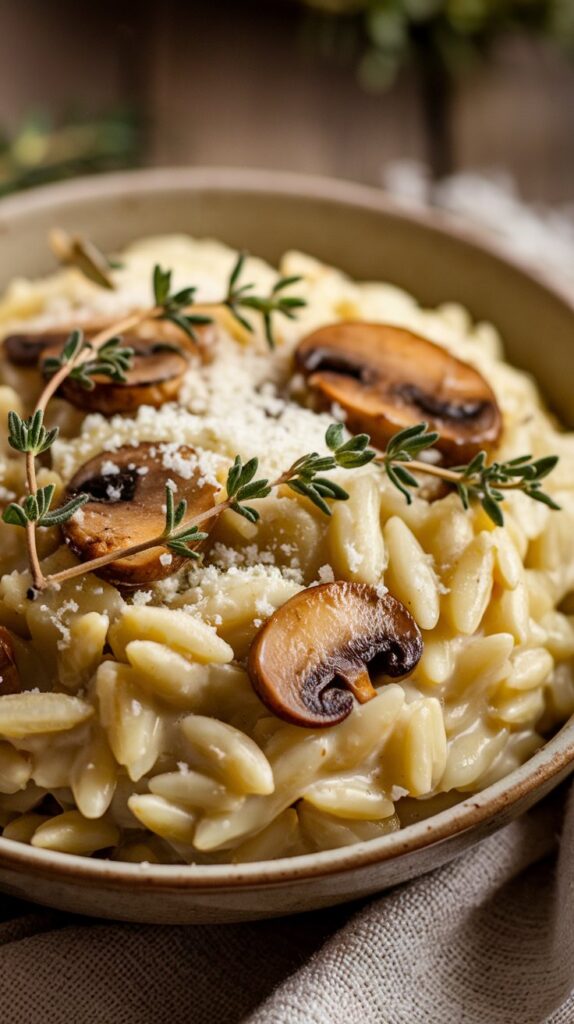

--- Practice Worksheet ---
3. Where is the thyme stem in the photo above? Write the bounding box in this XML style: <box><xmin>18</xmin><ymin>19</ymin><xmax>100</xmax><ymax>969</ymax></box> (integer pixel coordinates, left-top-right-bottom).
<box><xmin>383</xmin><ymin>457</ymin><xmax>526</xmax><ymax>490</ymax></box>
<box><xmin>23</xmin><ymin>308</ymin><xmax>162</xmax><ymax>592</ymax></box>
<box><xmin>35</xmin><ymin>310</ymin><xmax>159</xmax><ymax>416</ymax></box>
<box><xmin>43</xmin><ymin>466</ymin><xmax>303</xmax><ymax>589</ymax></box>
<box><xmin>24</xmin><ymin>451</ymin><xmax>43</xmax><ymax>590</ymax></box>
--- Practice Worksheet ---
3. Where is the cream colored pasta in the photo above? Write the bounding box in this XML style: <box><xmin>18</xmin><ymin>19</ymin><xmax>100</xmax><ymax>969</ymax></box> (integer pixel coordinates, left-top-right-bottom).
<box><xmin>0</xmin><ymin>693</ymin><xmax>93</xmax><ymax>739</ymax></box>
<box><xmin>231</xmin><ymin>808</ymin><xmax>300</xmax><ymax>862</ymax></box>
<box><xmin>109</xmin><ymin>606</ymin><xmax>233</xmax><ymax>665</ymax></box>
<box><xmin>71</xmin><ymin>726</ymin><xmax>118</xmax><ymax>819</ymax></box>
<box><xmin>0</xmin><ymin>234</ymin><xmax>571</xmax><ymax>863</ymax></box>
<box><xmin>328</xmin><ymin>473</ymin><xmax>385</xmax><ymax>585</ymax></box>
<box><xmin>57</xmin><ymin>612</ymin><xmax>109</xmax><ymax>692</ymax></box>
<box><xmin>124</xmin><ymin>641</ymin><xmax>213</xmax><ymax>708</ymax></box>
<box><xmin>149</xmin><ymin>768</ymin><xmax>242</xmax><ymax>812</ymax></box>
<box><xmin>180</xmin><ymin>715</ymin><xmax>274</xmax><ymax>796</ymax></box>
<box><xmin>173</xmin><ymin>568</ymin><xmax>302</xmax><ymax>659</ymax></box>
<box><xmin>383</xmin><ymin>517</ymin><xmax>440</xmax><ymax>631</ymax></box>
<box><xmin>298</xmin><ymin>803</ymin><xmax>400</xmax><ymax>851</ymax></box>
<box><xmin>0</xmin><ymin>743</ymin><xmax>31</xmax><ymax>794</ymax></box>
<box><xmin>127</xmin><ymin>794</ymin><xmax>197</xmax><ymax>845</ymax></box>
<box><xmin>31</xmin><ymin>810</ymin><xmax>119</xmax><ymax>855</ymax></box>
<box><xmin>2</xmin><ymin>812</ymin><xmax>50</xmax><ymax>843</ymax></box>
<box><xmin>445</xmin><ymin>532</ymin><xmax>495</xmax><ymax>635</ymax></box>
<box><xmin>96</xmin><ymin>662</ymin><xmax>163</xmax><ymax>782</ymax></box>
<box><xmin>302</xmin><ymin>776</ymin><xmax>395</xmax><ymax>821</ymax></box>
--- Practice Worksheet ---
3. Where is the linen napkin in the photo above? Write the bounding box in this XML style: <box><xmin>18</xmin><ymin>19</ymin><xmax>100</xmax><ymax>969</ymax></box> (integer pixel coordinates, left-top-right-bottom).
<box><xmin>0</xmin><ymin>787</ymin><xmax>571</xmax><ymax>1024</ymax></box>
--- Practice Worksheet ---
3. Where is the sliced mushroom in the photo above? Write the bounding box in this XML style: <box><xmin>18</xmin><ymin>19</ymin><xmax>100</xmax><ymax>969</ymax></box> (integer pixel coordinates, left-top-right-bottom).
<box><xmin>295</xmin><ymin>322</ymin><xmax>502</xmax><ymax>464</ymax></box>
<box><xmin>4</xmin><ymin>316</ymin><xmax>214</xmax><ymax>369</ymax></box>
<box><xmin>62</xmin><ymin>442</ymin><xmax>218</xmax><ymax>586</ymax></box>
<box><xmin>40</xmin><ymin>336</ymin><xmax>189</xmax><ymax>415</ymax></box>
<box><xmin>3</xmin><ymin>321</ymin><xmax>113</xmax><ymax>367</ymax></box>
<box><xmin>0</xmin><ymin>628</ymin><xmax>21</xmax><ymax>696</ymax></box>
<box><xmin>248</xmin><ymin>581</ymin><xmax>422</xmax><ymax>728</ymax></box>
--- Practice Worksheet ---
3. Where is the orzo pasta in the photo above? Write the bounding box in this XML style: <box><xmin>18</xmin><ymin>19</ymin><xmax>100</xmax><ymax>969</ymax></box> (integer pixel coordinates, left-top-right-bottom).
<box><xmin>0</xmin><ymin>234</ymin><xmax>571</xmax><ymax>863</ymax></box>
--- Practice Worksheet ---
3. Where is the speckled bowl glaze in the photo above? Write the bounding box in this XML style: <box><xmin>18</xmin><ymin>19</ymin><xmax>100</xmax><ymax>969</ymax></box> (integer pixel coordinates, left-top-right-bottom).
<box><xmin>0</xmin><ymin>168</ymin><xmax>573</xmax><ymax>924</ymax></box>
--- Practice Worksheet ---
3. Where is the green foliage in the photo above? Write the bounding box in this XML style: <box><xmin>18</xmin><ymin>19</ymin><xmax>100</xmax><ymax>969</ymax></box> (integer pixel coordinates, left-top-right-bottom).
<box><xmin>162</xmin><ymin>484</ymin><xmax>209</xmax><ymax>559</ymax></box>
<box><xmin>167</xmin><ymin>525</ymin><xmax>210</xmax><ymax>560</ymax></box>
<box><xmin>379</xmin><ymin>421</ymin><xmax>439</xmax><ymax>502</ymax></box>
<box><xmin>0</xmin><ymin>111</ymin><xmax>140</xmax><ymax>199</ymax></box>
<box><xmin>225</xmin><ymin>455</ymin><xmax>272</xmax><ymax>522</ymax></box>
<box><xmin>373</xmin><ymin>420</ymin><xmax>560</xmax><ymax>524</ymax></box>
<box><xmin>285</xmin><ymin>425</ymin><xmax>375</xmax><ymax>514</ymax></box>
<box><xmin>163</xmin><ymin>484</ymin><xmax>188</xmax><ymax>535</ymax></box>
<box><xmin>2</xmin><ymin>484</ymin><xmax>88</xmax><ymax>530</ymax></box>
<box><xmin>152</xmin><ymin>264</ymin><xmax>213</xmax><ymax>340</ymax></box>
<box><xmin>7</xmin><ymin>410</ymin><xmax>58</xmax><ymax>456</ymax></box>
<box><xmin>453</xmin><ymin>450</ymin><xmax>561</xmax><ymax>524</ymax></box>
<box><xmin>43</xmin><ymin>331</ymin><xmax>135</xmax><ymax>389</ymax></box>
<box><xmin>302</xmin><ymin>0</ymin><xmax>574</xmax><ymax>90</ymax></box>
<box><xmin>225</xmin><ymin>252</ymin><xmax>307</xmax><ymax>349</ymax></box>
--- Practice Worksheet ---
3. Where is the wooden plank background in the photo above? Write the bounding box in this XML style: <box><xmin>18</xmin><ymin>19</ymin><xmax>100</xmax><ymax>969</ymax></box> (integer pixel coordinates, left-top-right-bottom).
<box><xmin>0</xmin><ymin>0</ymin><xmax>573</xmax><ymax>202</ymax></box>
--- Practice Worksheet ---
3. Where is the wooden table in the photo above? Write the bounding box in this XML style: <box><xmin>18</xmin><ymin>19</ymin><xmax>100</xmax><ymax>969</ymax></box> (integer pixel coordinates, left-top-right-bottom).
<box><xmin>0</xmin><ymin>0</ymin><xmax>573</xmax><ymax>202</ymax></box>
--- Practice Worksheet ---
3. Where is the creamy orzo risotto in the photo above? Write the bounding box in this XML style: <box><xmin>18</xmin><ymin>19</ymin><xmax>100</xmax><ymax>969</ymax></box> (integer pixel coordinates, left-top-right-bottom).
<box><xmin>0</xmin><ymin>234</ymin><xmax>572</xmax><ymax>864</ymax></box>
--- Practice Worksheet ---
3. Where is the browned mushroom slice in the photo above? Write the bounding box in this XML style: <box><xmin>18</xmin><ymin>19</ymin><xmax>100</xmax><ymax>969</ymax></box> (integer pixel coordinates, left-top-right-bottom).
<box><xmin>39</xmin><ymin>336</ymin><xmax>189</xmax><ymax>415</ymax></box>
<box><xmin>4</xmin><ymin>316</ymin><xmax>214</xmax><ymax>369</ymax></box>
<box><xmin>4</xmin><ymin>328</ymin><xmax>83</xmax><ymax>367</ymax></box>
<box><xmin>3</xmin><ymin>316</ymin><xmax>122</xmax><ymax>367</ymax></box>
<box><xmin>62</xmin><ymin>442</ymin><xmax>218</xmax><ymax>586</ymax></box>
<box><xmin>248</xmin><ymin>581</ymin><xmax>422</xmax><ymax>728</ymax></box>
<box><xmin>295</xmin><ymin>323</ymin><xmax>502</xmax><ymax>464</ymax></box>
<box><xmin>0</xmin><ymin>628</ymin><xmax>21</xmax><ymax>696</ymax></box>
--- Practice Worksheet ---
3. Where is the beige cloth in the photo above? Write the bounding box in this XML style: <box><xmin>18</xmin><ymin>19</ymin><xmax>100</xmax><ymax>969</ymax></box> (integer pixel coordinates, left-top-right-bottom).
<box><xmin>0</xmin><ymin>785</ymin><xmax>572</xmax><ymax>1023</ymax></box>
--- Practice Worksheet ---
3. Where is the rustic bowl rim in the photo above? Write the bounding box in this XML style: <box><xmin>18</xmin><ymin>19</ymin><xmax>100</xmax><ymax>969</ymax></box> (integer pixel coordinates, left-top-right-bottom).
<box><xmin>0</xmin><ymin>166</ymin><xmax>573</xmax><ymax>892</ymax></box>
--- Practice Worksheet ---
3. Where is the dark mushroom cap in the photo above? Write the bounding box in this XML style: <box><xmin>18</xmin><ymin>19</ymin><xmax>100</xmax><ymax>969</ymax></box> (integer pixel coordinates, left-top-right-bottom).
<box><xmin>62</xmin><ymin>442</ymin><xmax>219</xmax><ymax>586</ymax></box>
<box><xmin>3</xmin><ymin>320</ymin><xmax>114</xmax><ymax>367</ymax></box>
<box><xmin>295</xmin><ymin>322</ymin><xmax>502</xmax><ymax>464</ymax></box>
<box><xmin>39</xmin><ymin>336</ymin><xmax>189</xmax><ymax>415</ymax></box>
<box><xmin>4</xmin><ymin>317</ymin><xmax>214</xmax><ymax>371</ymax></box>
<box><xmin>247</xmin><ymin>581</ymin><xmax>422</xmax><ymax>728</ymax></box>
<box><xmin>0</xmin><ymin>628</ymin><xmax>21</xmax><ymax>696</ymax></box>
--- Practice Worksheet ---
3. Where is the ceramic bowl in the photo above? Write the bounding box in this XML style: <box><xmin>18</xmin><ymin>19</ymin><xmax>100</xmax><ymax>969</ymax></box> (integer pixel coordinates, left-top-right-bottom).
<box><xmin>0</xmin><ymin>167</ymin><xmax>572</xmax><ymax>924</ymax></box>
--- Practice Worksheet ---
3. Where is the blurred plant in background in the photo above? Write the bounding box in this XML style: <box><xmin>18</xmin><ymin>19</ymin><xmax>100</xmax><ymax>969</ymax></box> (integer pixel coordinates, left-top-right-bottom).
<box><xmin>0</xmin><ymin>110</ymin><xmax>141</xmax><ymax>197</ymax></box>
<box><xmin>301</xmin><ymin>0</ymin><xmax>574</xmax><ymax>178</ymax></box>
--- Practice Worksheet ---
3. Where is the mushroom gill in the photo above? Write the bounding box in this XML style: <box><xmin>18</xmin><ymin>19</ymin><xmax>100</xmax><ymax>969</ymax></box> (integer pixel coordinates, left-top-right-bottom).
<box><xmin>4</xmin><ymin>317</ymin><xmax>214</xmax><ymax>370</ymax></box>
<box><xmin>248</xmin><ymin>581</ymin><xmax>422</xmax><ymax>728</ymax></box>
<box><xmin>295</xmin><ymin>322</ymin><xmax>502</xmax><ymax>464</ymax></box>
<box><xmin>40</xmin><ymin>336</ymin><xmax>190</xmax><ymax>415</ymax></box>
<box><xmin>61</xmin><ymin>442</ymin><xmax>219</xmax><ymax>586</ymax></box>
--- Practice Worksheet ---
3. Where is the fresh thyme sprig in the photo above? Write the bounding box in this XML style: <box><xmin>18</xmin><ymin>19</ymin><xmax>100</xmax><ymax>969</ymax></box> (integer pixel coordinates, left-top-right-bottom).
<box><xmin>42</xmin><ymin>330</ymin><xmax>136</xmax><ymax>389</ymax></box>
<box><xmin>2</xmin><ymin>241</ymin><xmax>308</xmax><ymax>593</ymax></box>
<box><xmin>3</xmin><ymin>482</ymin><xmax>88</xmax><ymax>531</ymax></box>
<box><xmin>51</xmin><ymin>235</ymin><xmax>307</xmax><ymax>349</ymax></box>
<box><xmin>378</xmin><ymin>421</ymin><xmax>439</xmax><ymax>502</ymax></box>
<box><xmin>224</xmin><ymin>252</ymin><xmax>307</xmax><ymax>348</ymax></box>
<box><xmin>373</xmin><ymin>421</ymin><xmax>560</xmax><ymax>526</ymax></box>
<box><xmin>7</xmin><ymin>409</ymin><xmax>58</xmax><ymax>456</ymax></box>
<box><xmin>284</xmin><ymin>423</ymin><xmax>375</xmax><ymax>514</ymax></box>
<box><xmin>162</xmin><ymin>484</ymin><xmax>209</xmax><ymax>559</ymax></box>
<box><xmin>30</xmin><ymin>431</ymin><xmax>361</xmax><ymax>588</ymax></box>
<box><xmin>2</xmin><ymin>413</ymin><xmax>561</xmax><ymax>592</ymax></box>
<box><xmin>152</xmin><ymin>266</ymin><xmax>213</xmax><ymax>341</ymax></box>
<box><xmin>451</xmin><ymin>450</ymin><xmax>561</xmax><ymax>526</ymax></box>
<box><xmin>0</xmin><ymin>268</ymin><xmax>212</xmax><ymax>591</ymax></box>
<box><xmin>224</xmin><ymin>455</ymin><xmax>273</xmax><ymax>523</ymax></box>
